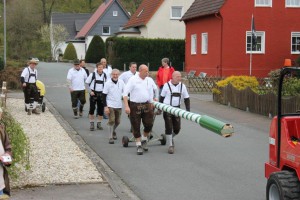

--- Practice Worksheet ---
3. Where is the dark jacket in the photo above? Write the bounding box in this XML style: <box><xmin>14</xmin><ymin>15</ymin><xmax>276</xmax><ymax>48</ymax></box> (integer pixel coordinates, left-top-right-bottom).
<box><xmin>0</xmin><ymin>123</ymin><xmax>12</xmax><ymax>196</ymax></box>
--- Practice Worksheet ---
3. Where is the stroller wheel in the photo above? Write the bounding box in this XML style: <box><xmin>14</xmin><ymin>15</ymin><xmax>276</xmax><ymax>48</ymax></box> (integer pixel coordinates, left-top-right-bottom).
<box><xmin>42</xmin><ymin>103</ymin><xmax>46</xmax><ymax>112</ymax></box>
<box><xmin>160</xmin><ymin>134</ymin><xmax>166</xmax><ymax>145</ymax></box>
<box><xmin>122</xmin><ymin>136</ymin><xmax>129</xmax><ymax>147</ymax></box>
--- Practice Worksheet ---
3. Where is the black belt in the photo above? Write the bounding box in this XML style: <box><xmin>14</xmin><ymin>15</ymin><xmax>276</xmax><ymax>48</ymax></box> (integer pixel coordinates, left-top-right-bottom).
<box><xmin>131</xmin><ymin>101</ymin><xmax>149</xmax><ymax>105</ymax></box>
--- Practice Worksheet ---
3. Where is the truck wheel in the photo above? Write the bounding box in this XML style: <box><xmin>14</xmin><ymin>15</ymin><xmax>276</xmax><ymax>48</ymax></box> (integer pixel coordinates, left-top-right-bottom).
<box><xmin>266</xmin><ymin>171</ymin><xmax>300</xmax><ymax>200</ymax></box>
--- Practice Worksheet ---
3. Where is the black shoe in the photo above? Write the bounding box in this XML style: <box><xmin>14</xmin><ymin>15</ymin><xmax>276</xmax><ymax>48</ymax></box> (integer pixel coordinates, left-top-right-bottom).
<box><xmin>109</xmin><ymin>138</ymin><xmax>114</xmax><ymax>144</ymax></box>
<box><xmin>141</xmin><ymin>140</ymin><xmax>148</xmax><ymax>151</ymax></box>
<box><xmin>90</xmin><ymin>122</ymin><xmax>95</xmax><ymax>131</ymax></box>
<box><xmin>168</xmin><ymin>146</ymin><xmax>174</xmax><ymax>154</ymax></box>
<box><xmin>113</xmin><ymin>131</ymin><xmax>117</xmax><ymax>140</ymax></box>
<box><xmin>97</xmin><ymin>122</ymin><xmax>103</xmax><ymax>130</ymax></box>
<box><xmin>137</xmin><ymin>146</ymin><xmax>143</xmax><ymax>155</ymax></box>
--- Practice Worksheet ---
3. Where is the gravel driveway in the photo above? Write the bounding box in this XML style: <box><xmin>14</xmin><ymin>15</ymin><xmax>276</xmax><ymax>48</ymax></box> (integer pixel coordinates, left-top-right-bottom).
<box><xmin>6</xmin><ymin>98</ymin><xmax>103</xmax><ymax>188</ymax></box>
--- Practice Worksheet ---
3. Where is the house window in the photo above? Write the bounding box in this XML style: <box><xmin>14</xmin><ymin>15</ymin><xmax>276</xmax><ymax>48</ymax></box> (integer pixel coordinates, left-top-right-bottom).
<box><xmin>191</xmin><ymin>34</ymin><xmax>197</xmax><ymax>55</ymax></box>
<box><xmin>255</xmin><ymin>0</ymin><xmax>272</xmax><ymax>7</ymax></box>
<box><xmin>170</xmin><ymin>6</ymin><xmax>183</xmax><ymax>19</ymax></box>
<box><xmin>246</xmin><ymin>31</ymin><xmax>265</xmax><ymax>53</ymax></box>
<box><xmin>113</xmin><ymin>11</ymin><xmax>118</xmax><ymax>16</ymax></box>
<box><xmin>201</xmin><ymin>33</ymin><xmax>208</xmax><ymax>54</ymax></box>
<box><xmin>102</xmin><ymin>26</ymin><xmax>110</xmax><ymax>35</ymax></box>
<box><xmin>291</xmin><ymin>32</ymin><xmax>300</xmax><ymax>54</ymax></box>
<box><xmin>286</xmin><ymin>0</ymin><xmax>300</xmax><ymax>7</ymax></box>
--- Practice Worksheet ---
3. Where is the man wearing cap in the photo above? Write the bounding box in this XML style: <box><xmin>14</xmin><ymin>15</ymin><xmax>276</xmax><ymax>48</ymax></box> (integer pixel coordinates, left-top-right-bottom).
<box><xmin>67</xmin><ymin>59</ymin><xmax>88</xmax><ymax>118</ymax></box>
<box><xmin>20</xmin><ymin>58</ymin><xmax>40</xmax><ymax>115</ymax></box>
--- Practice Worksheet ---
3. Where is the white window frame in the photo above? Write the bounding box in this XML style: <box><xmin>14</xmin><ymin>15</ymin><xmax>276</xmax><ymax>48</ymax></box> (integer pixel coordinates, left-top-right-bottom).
<box><xmin>191</xmin><ymin>34</ymin><xmax>197</xmax><ymax>55</ymax></box>
<box><xmin>102</xmin><ymin>26</ymin><xmax>110</xmax><ymax>35</ymax></box>
<box><xmin>286</xmin><ymin>0</ymin><xmax>300</xmax><ymax>7</ymax></box>
<box><xmin>291</xmin><ymin>32</ymin><xmax>300</xmax><ymax>54</ymax></box>
<box><xmin>255</xmin><ymin>0</ymin><xmax>272</xmax><ymax>7</ymax></box>
<box><xmin>246</xmin><ymin>31</ymin><xmax>265</xmax><ymax>54</ymax></box>
<box><xmin>113</xmin><ymin>11</ymin><xmax>118</xmax><ymax>16</ymax></box>
<box><xmin>170</xmin><ymin>6</ymin><xmax>183</xmax><ymax>20</ymax></box>
<box><xmin>201</xmin><ymin>33</ymin><xmax>208</xmax><ymax>54</ymax></box>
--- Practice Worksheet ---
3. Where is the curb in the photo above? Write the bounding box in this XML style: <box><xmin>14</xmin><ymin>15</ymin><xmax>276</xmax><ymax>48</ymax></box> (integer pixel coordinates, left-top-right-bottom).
<box><xmin>45</xmin><ymin>98</ymin><xmax>141</xmax><ymax>200</ymax></box>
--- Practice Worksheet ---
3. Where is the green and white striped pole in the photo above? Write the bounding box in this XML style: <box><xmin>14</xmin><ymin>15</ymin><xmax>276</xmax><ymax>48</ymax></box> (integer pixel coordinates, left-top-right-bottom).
<box><xmin>153</xmin><ymin>101</ymin><xmax>234</xmax><ymax>137</ymax></box>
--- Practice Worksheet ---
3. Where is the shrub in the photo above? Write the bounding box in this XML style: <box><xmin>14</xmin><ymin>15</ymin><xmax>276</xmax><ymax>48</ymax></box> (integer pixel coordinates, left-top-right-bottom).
<box><xmin>0</xmin><ymin>67</ymin><xmax>23</xmax><ymax>90</ymax></box>
<box><xmin>106</xmin><ymin>37</ymin><xmax>185</xmax><ymax>70</ymax></box>
<box><xmin>85</xmin><ymin>35</ymin><xmax>105</xmax><ymax>63</ymax></box>
<box><xmin>2</xmin><ymin>110</ymin><xmax>30</xmax><ymax>179</ymax></box>
<box><xmin>63</xmin><ymin>43</ymin><xmax>77</xmax><ymax>61</ymax></box>
<box><xmin>213</xmin><ymin>76</ymin><xmax>259</xmax><ymax>94</ymax></box>
<box><xmin>0</xmin><ymin>57</ymin><xmax>4</xmax><ymax>71</ymax></box>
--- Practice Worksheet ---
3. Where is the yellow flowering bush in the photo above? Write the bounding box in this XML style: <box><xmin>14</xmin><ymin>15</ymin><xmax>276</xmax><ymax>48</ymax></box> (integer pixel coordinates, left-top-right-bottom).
<box><xmin>213</xmin><ymin>76</ymin><xmax>259</xmax><ymax>94</ymax></box>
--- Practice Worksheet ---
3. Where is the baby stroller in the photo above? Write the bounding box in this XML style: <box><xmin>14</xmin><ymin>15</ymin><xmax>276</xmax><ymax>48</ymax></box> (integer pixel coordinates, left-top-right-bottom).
<box><xmin>24</xmin><ymin>80</ymin><xmax>46</xmax><ymax>112</ymax></box>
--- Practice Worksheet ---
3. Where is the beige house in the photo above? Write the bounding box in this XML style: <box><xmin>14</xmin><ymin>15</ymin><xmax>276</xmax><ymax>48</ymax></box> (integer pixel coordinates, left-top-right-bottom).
<box><xmin>121</xmin><ymin>0</ymin><xmax>194</xmax><ymax>39</ymax></box>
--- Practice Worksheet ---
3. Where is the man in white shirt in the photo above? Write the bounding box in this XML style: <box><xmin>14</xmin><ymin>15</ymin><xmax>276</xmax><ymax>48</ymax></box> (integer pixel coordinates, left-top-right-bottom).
<box><xmin>123</xmin><ymin>64</ymin><xmax>158</xmax><ymax>155</ymax></box>
<box><xmin>20</xmin><ymin>58</ymin><xmax>40</xmax><ymax>115</ymax></box>
<box><xmin>67</xmin><ymin>59</ymin><xmax>87</xmax><ymax>118</ymax></box>
<box><xmin>100</xmin><ymin>58</ymin><xmax>112</xmax><ymax>79</ymax></box>
<box><xmin>86</xmin><ymin>63</ymin><xmax>107</xmax><ymax>131</ymax></box>
<box><xmin>160</xmin><ymin>71</ymin><xmax>190</xmax><ymax>154</ymax></box>
<box><xmin>119</xmin><ymin>62</ymin><xmax>138</xmax><ymax>84</ymax></box>
<box><xmin>103</xmin><ymin>69</ymin><xmax>125</xmax><ymax>144</ymax></box>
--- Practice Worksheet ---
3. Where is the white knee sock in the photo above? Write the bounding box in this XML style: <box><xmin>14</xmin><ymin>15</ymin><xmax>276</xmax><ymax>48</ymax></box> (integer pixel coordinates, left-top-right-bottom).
<box><xmin>167</xmin><ymin>135</ymin><xmax>173</xmax><ymax>146</ymax></box>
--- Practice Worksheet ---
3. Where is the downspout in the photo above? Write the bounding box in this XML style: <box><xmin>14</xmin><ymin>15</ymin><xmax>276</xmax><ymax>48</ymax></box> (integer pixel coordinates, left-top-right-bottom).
<box><xmin>215</xmin><ymin>12</ymin><xmax>223</xmax><ymax>77</ymax></box>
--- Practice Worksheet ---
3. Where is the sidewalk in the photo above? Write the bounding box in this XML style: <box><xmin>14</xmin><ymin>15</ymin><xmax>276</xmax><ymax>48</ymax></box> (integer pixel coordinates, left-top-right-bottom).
<box><xmin>7</xmin><ymin>92</ymin><xmax>139</xmax><ymax>200</ymax></box>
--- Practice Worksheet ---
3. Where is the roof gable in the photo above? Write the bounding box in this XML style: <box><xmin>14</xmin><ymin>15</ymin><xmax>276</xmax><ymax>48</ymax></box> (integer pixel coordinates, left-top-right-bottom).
<box><xmin>181</xmin><ymin>0</ymin><xmax>226</xmax><ymax>21</ymax></box>
<box><xmin>76</xmin><ymin>0</ymin><xmax>130</xmax><ymax>38</ymax></box>
<box><xmin>123</xmin><ymin>0</ymin><xmax>164</xmax><ymax>29</ymax></box>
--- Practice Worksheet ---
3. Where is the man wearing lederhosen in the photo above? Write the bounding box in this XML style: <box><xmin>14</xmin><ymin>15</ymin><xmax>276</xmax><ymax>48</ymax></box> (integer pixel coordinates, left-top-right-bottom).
<box><xmin>20</xmin><ymin>58</ymin><xmax>40</xmax><ymax>115</ymax></box>
<box><xmin>159</xmin><ymin>71</ymin><xmax>190</xmax><ymax>154</ymax></box>
<box><xmin>123</xmin><ymin>64</ymin><xmax>158</xmax><ymax>155</ymax></box>
<box><xmin>86</xmin><ymin>62</ymin><xmax>107</xmax><ymax>131</ymax></box>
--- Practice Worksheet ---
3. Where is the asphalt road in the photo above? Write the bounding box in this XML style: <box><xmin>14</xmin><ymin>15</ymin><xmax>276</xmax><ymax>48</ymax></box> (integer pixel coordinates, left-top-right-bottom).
<box><xmin>38</xmin><ymin>62</ymin><xmax>269</xmax><ymax>200</ymax></box>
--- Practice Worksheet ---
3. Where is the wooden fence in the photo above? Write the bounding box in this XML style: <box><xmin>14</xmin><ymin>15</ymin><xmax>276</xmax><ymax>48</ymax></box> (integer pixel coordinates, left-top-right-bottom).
<box><xmin>213</xmin><ymin>84</ymin><xmax>300</xmax><ymax>117</ymax></box>
<box><xmin>185</xmin><ymin>77</ymin><xmax>274</xmax><ymax>94</ymax></box>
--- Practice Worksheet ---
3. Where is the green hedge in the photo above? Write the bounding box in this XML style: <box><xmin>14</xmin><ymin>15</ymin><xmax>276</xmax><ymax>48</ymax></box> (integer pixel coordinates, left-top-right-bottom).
<box><xmin>106</xmin><ymin>37</ymin><xmax>185</xmax><ymax>71</ymax></box>
<box><xmin>2</xmin><ymin>110</ymin><xmax>30</xmax><ymax>179</ymax></box>
<box><xmin>63</xmin><ymin>43</ymin><xmax>77</xmax><ymax>61</ymax></box>
<box><xmin>85</xmin><ymin>35</ymin><xmax>105</xmax><ymax>63</ymax></box>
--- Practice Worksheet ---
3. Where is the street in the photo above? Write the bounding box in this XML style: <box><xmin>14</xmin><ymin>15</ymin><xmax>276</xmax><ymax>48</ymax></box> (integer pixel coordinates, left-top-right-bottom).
<box><xmin>38</xmin><ymin>62</ymin><xmax>269</xmax><ymax>200</ymax></box>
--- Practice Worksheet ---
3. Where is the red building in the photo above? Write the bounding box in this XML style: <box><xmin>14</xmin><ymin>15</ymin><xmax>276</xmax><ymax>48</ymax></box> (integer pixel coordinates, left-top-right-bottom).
<box><xmin>181</xmin><ymin>0</ymin><xmax>300</xmax><ymax>77</ymax></box>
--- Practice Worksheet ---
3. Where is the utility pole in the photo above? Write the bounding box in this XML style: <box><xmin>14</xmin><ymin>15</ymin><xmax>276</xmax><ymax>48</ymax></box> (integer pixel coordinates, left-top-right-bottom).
<box><xmin>3</xmin><ymin>0</ymin><xmax>6</xmax><ymax>68</ymax></box>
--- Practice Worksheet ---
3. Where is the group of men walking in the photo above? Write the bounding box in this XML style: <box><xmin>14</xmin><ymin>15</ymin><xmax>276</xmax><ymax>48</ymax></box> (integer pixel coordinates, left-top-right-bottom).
<box><xmin>21</xmin><ymin>57</ymin><xmax>190</xmax><ymax>155</ymax></box>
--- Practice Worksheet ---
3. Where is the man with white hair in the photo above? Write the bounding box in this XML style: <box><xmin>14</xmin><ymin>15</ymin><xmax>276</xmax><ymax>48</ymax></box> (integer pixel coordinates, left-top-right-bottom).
<box><xmin>103</xmin><ymin>69</ymin><xmax>125</xmax><ymax>144</ymax></box>
<box><xmin>159</xmin><ymin>71</ymin><xmax>190</xmax><ymax>154</ymax></box>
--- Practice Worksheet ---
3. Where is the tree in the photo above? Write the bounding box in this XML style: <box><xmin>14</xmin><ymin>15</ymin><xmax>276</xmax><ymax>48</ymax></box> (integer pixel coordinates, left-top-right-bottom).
<box><xmin>40</xmin><ymin>0</ymin><xmax>56</xmax><ymax>24</ymax></box>
<box><xmin>39</xmin><ymin>24</ymin><xmax>69</xmax><ymax>60</ymax></box>
<box><xmin>85</xmin><ymin>35</ymin><xmax>105</xmax><ymax>63</ymax></box>
<box><xmin>63</xmin><ymin>43</ymin><xmax>77</xmax><ymax>61</ymax></box>
<box><xmin>6</xmin><ymin>0</ymin><xmax>43</xmax><ymax>59</ymax></box>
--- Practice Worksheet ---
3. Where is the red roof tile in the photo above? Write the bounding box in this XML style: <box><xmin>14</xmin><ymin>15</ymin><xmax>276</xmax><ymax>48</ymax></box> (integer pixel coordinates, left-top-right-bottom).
<box><xmin>76</xmin><ymin>0</ymin><xmax>119</xmax><ymax>39</ymax></box>
<box><xmin>123</xmin><ymin>0</ymin><xmax>164</xmax><ymax>29</ymax></box>
<box><xmin>181</xmin><ymin>0</ymin><xmax>225</xmax><ymax>21</ymax></box>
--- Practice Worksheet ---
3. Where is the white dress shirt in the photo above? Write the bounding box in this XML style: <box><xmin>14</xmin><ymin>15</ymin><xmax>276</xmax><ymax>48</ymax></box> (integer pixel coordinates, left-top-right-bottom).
<box><xmin>67</xmin><ymin>68</ymin><xmax>87</xmax><ymax>91</ymax></box>
<box><xmin>21</xmin><ymin>66</ymin><xmax>37</xmax><ymax>83</ymax></box>
<box><xmin>103</xmin><ymin>79</ymin><xmax>125</xmax><ymax>108</ymax></box>
<box><xmin>123</xmin><ymin>75</ymin><xmax>155</xmax><ymax>103</ymax></box>
<box><xmin>119</xmin><ymin>70</ymin><xmax>139</xmax><ymax>84</ymax></box>
<box><xmin>86</xmin><ymin>72</ymin><xmax>107</xmax><ymax>92</ymax></box>
<box><xmin>161</xmin><ymin>81</ymin><xmax>189</xmax><ymax>107</ymax></box>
